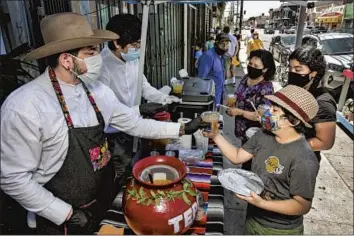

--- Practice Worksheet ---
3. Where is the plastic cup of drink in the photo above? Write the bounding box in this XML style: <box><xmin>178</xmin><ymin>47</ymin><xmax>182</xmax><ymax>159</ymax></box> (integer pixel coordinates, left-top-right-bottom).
<box><xmin>211</xmin><ymin>119</ymin><xmax>219</xmax><ymax>134</ymax></box>
<box><xmin>257</xmin><ymin>104</ymin><xmax>270</xmax><ymax>116</ymax></box>
<box><xmin>201</xmin><ymin>111</ymin><xmax>220</xmax><ymax>134</ymax></box>
<box><xmin>172</xmin><ymin>80</ymin><xmax>184</xmax><ymax>95</ymax></box>
<box><xmin>227</xmin><ymin>94</ymin><xmax>237</xmax><ymax>107</ymax></box>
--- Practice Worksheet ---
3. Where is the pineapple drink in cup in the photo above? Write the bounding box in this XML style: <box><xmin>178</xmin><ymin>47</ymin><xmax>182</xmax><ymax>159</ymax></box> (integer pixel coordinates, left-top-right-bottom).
<box><xmin>171</xmin><ymin>80</ymin><xmax>184</xmax><ymax>95</ymax></box>
<box><xmin>201</xmin><ymin>111</ymin><xmax>220</xmax><ymax>135</ymax></box>
<box><xmin>227</xmin><ymin>94</ymin><xmax>237</xmax><ymax>107</ymax></box>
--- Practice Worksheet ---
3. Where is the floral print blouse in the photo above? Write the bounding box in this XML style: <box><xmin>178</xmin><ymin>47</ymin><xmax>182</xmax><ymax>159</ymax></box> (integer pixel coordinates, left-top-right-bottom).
<box><xmin>234</xmin><ymin>75</ymin><xmax>274</xmax><ymax>142</ymax></box>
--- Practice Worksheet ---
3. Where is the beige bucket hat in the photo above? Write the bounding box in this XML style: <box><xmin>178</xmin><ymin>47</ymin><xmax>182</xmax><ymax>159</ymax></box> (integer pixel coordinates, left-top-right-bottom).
<box><xmin>265</xmin><ymin>85</ymin><xmax>319</xmax><ymax>128</ymax></box>
<box><xmin>24</xmin><ymin>12</ymin><xmax>118</xmax><ymax>61</ymax></box>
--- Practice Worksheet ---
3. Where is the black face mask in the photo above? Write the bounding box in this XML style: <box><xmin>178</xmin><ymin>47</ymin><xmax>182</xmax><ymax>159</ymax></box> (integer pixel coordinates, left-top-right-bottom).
<box><xmin>287</xmin><ymin>72</ymin><xmax>311</xmax><ymax>88</ymax></box>
<box><xmin>215</xmin><ymin>47</ymin><xmax>228</xmax><ymax>55</ymax></box>
<box><xmin>247</xmin><ymin>65</ymin><xmax>264</xmax><ymax>79</ymax></box>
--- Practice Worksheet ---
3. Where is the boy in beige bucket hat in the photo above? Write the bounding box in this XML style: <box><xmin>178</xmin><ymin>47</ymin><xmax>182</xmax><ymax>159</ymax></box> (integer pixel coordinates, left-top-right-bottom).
<box><xmin>204</xmin><ymin>85</ymin><xmax>320</xmax><ymax>235</ymax></box>
<box><xmin>0</xmin><ymin>12</ymin><xmax>201</xmax><ymax>234</ymax></box>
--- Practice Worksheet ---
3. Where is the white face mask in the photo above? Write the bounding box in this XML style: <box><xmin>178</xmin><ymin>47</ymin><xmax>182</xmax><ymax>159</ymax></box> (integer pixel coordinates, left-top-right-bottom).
<box><xmin>70</xmin><ymin>54</ymin><xmax>103</xmax><ymax>84</ymax></box>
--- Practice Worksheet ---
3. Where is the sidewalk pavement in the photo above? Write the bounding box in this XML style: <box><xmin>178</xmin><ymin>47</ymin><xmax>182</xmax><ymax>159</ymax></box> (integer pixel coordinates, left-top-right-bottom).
<box><xmin>221</xmin><ymin>45</ymin><xmax>354</xmax><ymax>235</ymax></box>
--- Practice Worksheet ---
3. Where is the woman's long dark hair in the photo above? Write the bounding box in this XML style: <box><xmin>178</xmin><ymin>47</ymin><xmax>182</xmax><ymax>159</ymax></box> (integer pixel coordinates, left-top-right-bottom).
<box><xmin>289</xmin><ymin>46</ymin><xmax>327</xmax><ymax>96</ymax></box>
<box><xmin>250</xmin><ymin>49</ymin><xmax>276</xmax><ymax>81</ymax></box>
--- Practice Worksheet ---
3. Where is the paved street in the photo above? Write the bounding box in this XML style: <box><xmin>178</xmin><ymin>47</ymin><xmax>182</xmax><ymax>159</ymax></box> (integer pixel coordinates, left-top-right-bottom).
<box><xmin>222</xmin><ymin>34</ymin><xmax>354</xmax><ymax>234</ymax></box>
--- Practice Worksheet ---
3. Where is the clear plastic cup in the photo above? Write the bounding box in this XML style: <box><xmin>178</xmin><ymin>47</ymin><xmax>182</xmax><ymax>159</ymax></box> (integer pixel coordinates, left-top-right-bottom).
<box><xmin>201</xmin><ymin>111</ymin><xmax>220</xmax><ymax>135</ymax></box>
<box><xmin>227</xmin><ymin>94</ymin><xmax>237</xmax><ymax>107</ymax></box>
<box><xmin>194</xmin><ymin>130</ymin><xmax>209</xmax><ymax>155</ymax></box>
<box><xmin>171</xmin><ymin>80</ymin><xmax>184</xmax><ymax>95</ymax></box>
<box><xmin>257</xmin><ymin>104</ymin><xmax>270</xmax><ymax>116</ymax></box>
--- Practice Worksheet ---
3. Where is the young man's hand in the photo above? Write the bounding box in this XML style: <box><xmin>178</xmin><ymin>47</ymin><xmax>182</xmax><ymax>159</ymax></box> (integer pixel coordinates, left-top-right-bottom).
<box><xmin>236</xmin><ymin>191</ymin><xmax>265</xmax><ymax>208</ymax></box>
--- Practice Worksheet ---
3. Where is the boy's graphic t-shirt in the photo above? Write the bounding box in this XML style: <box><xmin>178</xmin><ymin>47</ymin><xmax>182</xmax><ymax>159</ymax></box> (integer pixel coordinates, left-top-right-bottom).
<box><xmin>242</xmin><ymin>130</ymin><xmax>319</xmax><ymax>230</ymax></box>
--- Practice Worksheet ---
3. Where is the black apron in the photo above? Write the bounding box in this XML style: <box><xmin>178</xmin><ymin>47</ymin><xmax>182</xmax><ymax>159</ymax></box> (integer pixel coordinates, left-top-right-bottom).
<box><xmin>106</xmin><ymin>132</ymin><xmax>134</xmax><ymax>190</ymax></box>
<box><xmin>1</xmin><ymin>69</ymin><xmax>115</xmax><ymax>235</ymax></box>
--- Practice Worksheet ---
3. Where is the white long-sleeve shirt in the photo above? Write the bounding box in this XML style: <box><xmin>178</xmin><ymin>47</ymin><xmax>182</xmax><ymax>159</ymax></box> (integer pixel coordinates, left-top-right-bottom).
<box><xmin>99</xmin><ymin>46</ymin><xmax>168</xmax><ymax>108</ymax></box>
<box><xmin>0</xmin><ymin>69</ymin><xmax>180</xmax><ymax>226</ymax></box>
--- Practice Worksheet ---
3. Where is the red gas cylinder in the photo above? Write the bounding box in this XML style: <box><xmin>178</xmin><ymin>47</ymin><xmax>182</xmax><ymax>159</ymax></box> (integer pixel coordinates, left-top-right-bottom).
<box><xmin>122</xmin><ymin>156</ymin><xmax>198</xmax><ymax>235</ymax></box>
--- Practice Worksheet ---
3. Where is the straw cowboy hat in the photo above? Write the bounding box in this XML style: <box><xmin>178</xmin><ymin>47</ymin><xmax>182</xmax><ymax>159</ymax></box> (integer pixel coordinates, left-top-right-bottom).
<box><xmin>24</xmin><ymin>12</ymin><xmax>118</xmax><ymax>61</ymax></box>
<box><xmin>265</xmin><ymin>85</ymin><xmax>319</xmax><ymax>128</ymax></box>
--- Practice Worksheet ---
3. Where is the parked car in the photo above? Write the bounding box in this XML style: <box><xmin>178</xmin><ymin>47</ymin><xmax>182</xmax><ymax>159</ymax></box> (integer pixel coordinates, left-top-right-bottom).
<box><xmin>285</xmin><ymin>26</ymin><xmax>311</xmax><ymax>35</ymax></box>
<box><xmin>330</xmin><ymin>27</ymin><xmax>354</xmax><ymax>35</ymax></box>
<box><xmin>285</xmin><ymin>26</ymin><xmax>297</xmax><ymax>34</ymax></box>
<box><xmin>302</xmin><ymin>33</ymin><xmax>354</xmax><ymax>101</ymax></box>
<box><xmin>303</xmin><ymin>27</ymin><xmax>311</xmax><ymax>35</ymax></box>
<box><xmin>310</xmin><ymin>26</ymin><xmax>328</xmax><ymax>34</ymax></box>
<box><xmin>279</xmin><ymin>25</ymin><xmax>288</xmax><ymax>34</ymax></box>
<box><xmin>269</xmin><ymin>34</ymin><xmax>296</xmax><ymax>62</ymax></box>
<box><xmin>264</xmin><ymin>27</ymin><xmax>275</xmax><ymax>34</ymax></box>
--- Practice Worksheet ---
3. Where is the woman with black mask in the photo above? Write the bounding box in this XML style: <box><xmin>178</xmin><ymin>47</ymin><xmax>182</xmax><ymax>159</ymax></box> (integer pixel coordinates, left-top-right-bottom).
<box><xmin>287</xmin><ymin>46</ymin><xmax>336</xmax><ymax>162</ymax></box>
<box><xmin>227</xmin><ymin>49</ymin><xmax>276</xmax><ymax>170</ymax></box>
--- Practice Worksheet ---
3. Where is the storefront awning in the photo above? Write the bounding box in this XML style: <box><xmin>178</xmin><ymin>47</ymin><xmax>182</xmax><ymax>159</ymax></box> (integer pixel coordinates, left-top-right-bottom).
<box><xmin>317</xmin><ymin>15</ymin><xmax>342</xmax><ymax>23</ymax></box>
<box><xmin>317</xmin><ymin>12</ymin><xmax>342</xmax><ymax>23</ymax></box>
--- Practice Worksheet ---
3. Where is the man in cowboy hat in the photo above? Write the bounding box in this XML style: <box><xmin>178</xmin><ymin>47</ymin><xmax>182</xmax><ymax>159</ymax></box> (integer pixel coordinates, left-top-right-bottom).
<box><xmin>0</xmin><ymin>12</ymin><xmax>201</xmax><ymax>234</ymax></box>
<box><xmin>203</xmin><ymin>85</ymin><xmax>320</xmax><ymax>235</ymax></box>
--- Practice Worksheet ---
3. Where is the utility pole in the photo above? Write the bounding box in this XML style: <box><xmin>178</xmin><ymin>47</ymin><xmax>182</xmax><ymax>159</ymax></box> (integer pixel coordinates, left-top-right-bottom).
<box><xmin>295</xmin><ymin>5</ymin><xmax>307</xmax><ymax>48</ymax></box>
<box><xmin>236</xmin><ymin>0</ymin><xmax>239</xmax><ymax>27</ymax></box>
<box><xmin>230</xmin><ymin>1</ymin><xmax>235</xmax><ymax>27</ymax></box>
<box><xmin>239</xmin><ymin>0</ymin><xmax>244</xmax><ymax>30</ymax></box>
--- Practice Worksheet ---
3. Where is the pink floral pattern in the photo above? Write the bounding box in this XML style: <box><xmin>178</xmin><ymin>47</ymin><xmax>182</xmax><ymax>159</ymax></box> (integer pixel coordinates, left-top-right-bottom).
<box><xmin>89</xmin><ymin>139</ymin><xmax>111</xmax><ymax>172</ymax></box>
<box><xmin>89</xmin><ymin>147</ymin><xmax>100</xmax><ymax>162</ymax></box>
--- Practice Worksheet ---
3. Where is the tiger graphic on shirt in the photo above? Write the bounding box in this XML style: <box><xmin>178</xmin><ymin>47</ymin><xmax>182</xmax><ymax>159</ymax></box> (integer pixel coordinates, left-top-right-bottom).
<box><xmin>265</xmin><ymin>156</ymin><xmax>284</xmax><ymax>174</ymax></box>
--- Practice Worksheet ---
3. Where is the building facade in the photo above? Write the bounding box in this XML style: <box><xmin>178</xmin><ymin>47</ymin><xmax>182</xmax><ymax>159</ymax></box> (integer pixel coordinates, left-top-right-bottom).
<box><xmin>254</xmin><ymin>15</ymin><xmax>270</xmax><ymax>29</ymax></box>
<box><xmin>1</xmin><ymin>0</ymin><xmax>213</xmax><ymax>90</ymax></box>
<box><xmin>343</xmin><ymin>2</ymin><xmax>354</xmax><ymax>31</ymax></box>
<box><xmin>269</xmin><ymin>3</ymin><xmax>300</xmax><ymax>29</ymax></box>
<box><xmin>316</xmin><ymin>3</ymin><xmax>345</xmax><ymax>30</ymax></box>
<box><xmin>307</xmin><ymin>1</ymin><xmax>345</xmax><ymax>29</ymax></box>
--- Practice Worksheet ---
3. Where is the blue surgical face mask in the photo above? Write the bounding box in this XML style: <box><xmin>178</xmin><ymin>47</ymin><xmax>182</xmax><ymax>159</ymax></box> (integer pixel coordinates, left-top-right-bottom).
<box><xmin>121</xmin><ymin>48</ymin><xmax>140</xmax><ymax>61</ymax></box>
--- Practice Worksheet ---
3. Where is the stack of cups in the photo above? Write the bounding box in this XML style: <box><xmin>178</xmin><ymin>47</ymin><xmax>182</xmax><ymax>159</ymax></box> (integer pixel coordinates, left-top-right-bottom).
<box><xmin>194</xmin><ymin>130</ymin><xmax>209</xmax><ymax>155</ymax></box>
<box><xmin>177</xmin><ymin>118</ymin><xmax>192</xmax><ymax>149</ymax></box>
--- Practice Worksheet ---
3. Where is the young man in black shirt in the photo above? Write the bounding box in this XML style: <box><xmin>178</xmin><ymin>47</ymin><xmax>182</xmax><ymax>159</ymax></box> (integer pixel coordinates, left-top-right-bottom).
<box><xmin>287</xmin><ymin>46</ymin><xmax>337</xmax><ymax>161</ymax></box>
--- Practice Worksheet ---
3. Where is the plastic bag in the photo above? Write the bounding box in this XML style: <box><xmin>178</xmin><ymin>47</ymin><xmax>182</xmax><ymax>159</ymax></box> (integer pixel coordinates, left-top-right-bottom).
<box><xmin>178</xmin><ymin>149</ymin><xmax>205</xmax><ymax>164</ymax></box>
<box><xmin>232</xmin><ymin>56</ymin><xmax>240</xmax><ymax>66</ymax></box>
